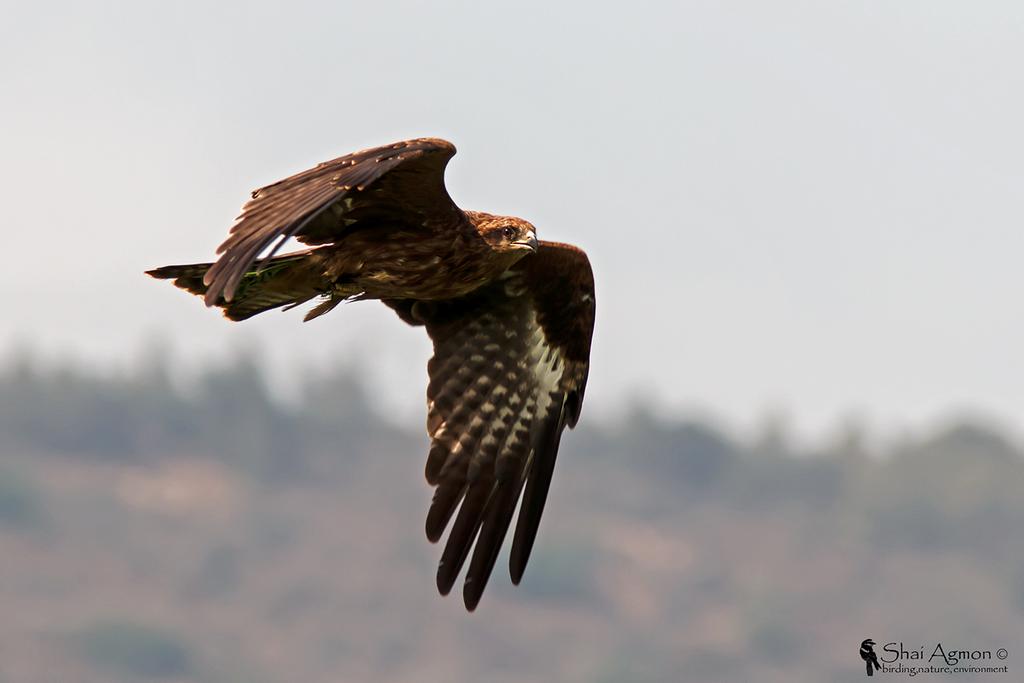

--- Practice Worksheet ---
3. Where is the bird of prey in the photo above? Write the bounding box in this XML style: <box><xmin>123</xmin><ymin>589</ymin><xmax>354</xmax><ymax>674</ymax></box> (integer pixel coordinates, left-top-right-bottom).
<box><xmin>147</xmin><ymin>138</ymin><xmax>596</xmax><ymax>610</ymax></box>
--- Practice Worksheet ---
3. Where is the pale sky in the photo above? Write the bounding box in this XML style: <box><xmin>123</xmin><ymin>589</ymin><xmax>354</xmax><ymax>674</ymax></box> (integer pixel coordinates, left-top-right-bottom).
<box><xmin>3</xmin><ymin>0</ymin><xmax>1022</xmax><ymax>441</ymax></box>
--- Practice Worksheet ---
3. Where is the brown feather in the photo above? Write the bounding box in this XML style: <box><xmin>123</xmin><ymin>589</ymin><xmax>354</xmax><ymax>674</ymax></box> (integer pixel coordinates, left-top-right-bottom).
<box><xmin>393</xmin><ymin>242</ymin><xmax>595</xmax><ymax>609</ymax></box>
<box><xmin>203</xmin><ymin>138</ymin><xmax>465</xmax><ymax>304</ymax></box>
<box><xmin>436</xmin><ymin>477</ymin><xmax>494</xmax><ymax>596</ymax></box>
<box><xmin>510</xmin><ymin>399</ymin><xmax>568</xmax><ymax>584</ymax></box>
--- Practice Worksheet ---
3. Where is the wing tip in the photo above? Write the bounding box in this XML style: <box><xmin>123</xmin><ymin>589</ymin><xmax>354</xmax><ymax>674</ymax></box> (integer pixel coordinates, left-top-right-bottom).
<box><xmin>436</xmin><ymin>561</ymin><xmax>457</xmax><ymax>597</ymax></box>
<box><xmin>425</xmin><ymin>524</ymin><xmax>444</xmax><ymax>544</ymax></box>
<box><xmin>509</xmin><ymin>551</ymin><xmax>528</xmax><ymax>585</ymax></box>
<box><xmin>462</xmin><ymin>580</ymin><xmax>483</xmax><ymax>612</ymax></box>
<box><xmin>414</xmin><ymin>137</ymin><xmax>456</xmax><ymax>155</ymax></box>
<box><xmin>508</xmin><ymin>543</ymin><xmax>533</xmax><ymax>586</ymax></box>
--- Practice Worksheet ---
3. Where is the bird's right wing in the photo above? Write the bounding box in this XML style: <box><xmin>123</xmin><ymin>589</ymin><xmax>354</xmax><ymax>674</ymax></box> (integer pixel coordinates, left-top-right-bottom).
<box><xmin>386</xmin><ymin>242</ymin><xmax>596</xmax><ymax>610</ymax></box>
<box><xmin>204</xmin><ymin>137</ymin><xmax>465</xmax><ymax>304</ymax></box>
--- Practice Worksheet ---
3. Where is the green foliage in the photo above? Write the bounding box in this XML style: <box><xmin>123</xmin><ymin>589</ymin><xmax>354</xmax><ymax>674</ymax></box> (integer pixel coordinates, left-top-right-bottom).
<box><xmin>516</xmin><ymin>540</ymin><xmax>599</xmax><ymax>603</ymax></box>
<box><xmin>185</xmin><ymin>544</ymin><xmax>241</xmax><ymax>599</ymax></box>
<box><xmin>749</xmin><ymin>621</ymin><xmax>802</xmax><ymax>664</ymax></box>
<box><xmin>621</xmin><ymin>413</ymin><xmax>739</xmax><ymax>492</ymax></box>
<box><xmin>0</xmin><ymin>466</ymin><xmax>45</xmax><ymax>529</ymax></box>
<box><xmin>866</xmin><ymin>423</ymin><xmax>1024</xmax><ymax>554</ymax></box>
<box><xmin>70</xmin><ymin>620</ymin><xmax>193</xmax><ymax>679</ymax></box>
<box><xmin>727</xmin><ymin>456</ymin><xmax>843</xmax><ymax>512</ymax></box>
<box><xmin>2</xmin><ymin>352</ymin><xmax>1024</xmax><ymax>681</ymax></box>
<box><xmin>0</xmin><ymin>350</ymin><xmax>389</xmax><ymax>481</ymax></box>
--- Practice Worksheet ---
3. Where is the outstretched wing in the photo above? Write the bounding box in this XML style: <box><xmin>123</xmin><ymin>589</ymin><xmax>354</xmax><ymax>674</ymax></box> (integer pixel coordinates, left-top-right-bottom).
<box><xmin>386</xmin><ymin>242</ymin><xmax>595</xmax><ymax>610</ymax></box>
<box><xmin>204</xmin><ymin>137</ymin><xmax>464</xmax><ymax>304</ymax></box>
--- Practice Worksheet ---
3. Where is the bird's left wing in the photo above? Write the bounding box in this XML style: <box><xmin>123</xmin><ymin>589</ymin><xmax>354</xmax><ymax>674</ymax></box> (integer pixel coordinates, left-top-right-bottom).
<box><xmin>204</xmin><ymin>137</ymin><xmax>463</xmax><ymax>304</ymax></box>
<box><xmin>385</xmin><ymin>242</ymin><xmax>595</xmax><ymax>610</ymax></box>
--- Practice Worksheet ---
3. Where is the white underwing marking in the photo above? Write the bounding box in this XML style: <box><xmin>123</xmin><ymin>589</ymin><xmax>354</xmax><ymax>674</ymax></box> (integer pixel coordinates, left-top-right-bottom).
<box><xmin>525</xmin><ymin>311</ymin><xmax>565</xmax><ymax>436</ymax></box>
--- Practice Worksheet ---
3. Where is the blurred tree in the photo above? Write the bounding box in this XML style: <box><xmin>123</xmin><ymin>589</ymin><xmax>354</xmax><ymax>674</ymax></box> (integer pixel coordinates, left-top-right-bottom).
<box><xmin>70</xmin><ymin>620</ymin><xmax>193</xmax><ymax>679</ymax></box>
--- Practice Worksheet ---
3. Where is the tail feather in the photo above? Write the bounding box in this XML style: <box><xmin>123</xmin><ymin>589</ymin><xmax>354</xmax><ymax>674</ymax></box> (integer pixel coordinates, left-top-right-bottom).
<box><xmin>146</xmin><ymin>252</ymin><xmax>332</xmax><ymax>321</ymax></box>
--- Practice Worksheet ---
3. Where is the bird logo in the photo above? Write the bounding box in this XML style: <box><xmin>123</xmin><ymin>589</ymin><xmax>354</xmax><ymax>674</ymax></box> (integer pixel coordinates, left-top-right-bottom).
<box><xmin>860</xmin><ymin>638</ymin><xmax>881</xmax><ymax>676</ymax></box>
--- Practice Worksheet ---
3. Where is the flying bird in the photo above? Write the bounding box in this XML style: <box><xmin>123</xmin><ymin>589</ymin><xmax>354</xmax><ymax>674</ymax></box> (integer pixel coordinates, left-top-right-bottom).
<box><xmin>147</xmin><ymin>138</ymin><xmax>596</xmax><ymax>610</ymax></box>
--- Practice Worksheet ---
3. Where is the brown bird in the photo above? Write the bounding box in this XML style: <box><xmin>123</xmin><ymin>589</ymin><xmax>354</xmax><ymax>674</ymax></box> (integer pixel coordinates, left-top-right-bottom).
<box><xmin>147</xmin><ymin>137</ymin><xmax>596</xmax><ymax>610</ymax></box>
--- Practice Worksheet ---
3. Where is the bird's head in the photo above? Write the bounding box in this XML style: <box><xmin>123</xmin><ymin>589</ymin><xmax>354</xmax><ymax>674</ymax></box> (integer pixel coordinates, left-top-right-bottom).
<box><xmin>862</xmin><ymin>640</ymin><xmax>876</xmax><ymax>648</ymax></box>
<box><xmin>469</xmin><ymin>212</ymin><xmax>539</xmax><ymax>255</ymax></box>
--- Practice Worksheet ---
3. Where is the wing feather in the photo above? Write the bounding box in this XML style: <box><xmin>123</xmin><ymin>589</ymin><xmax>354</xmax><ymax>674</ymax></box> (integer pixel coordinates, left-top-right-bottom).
<box><xmin>510</xmin><ymin>396</ymin><xmax>568</xmax><ymax>584</ymax></box>
<box><xmin>203</xmin><ymin>137</ymin><xmax>464</xmax><ymax>304</ymax></box>
<box><xmin>436</xmin><ymin>474</ymin><xmax>494</xmax><ymax>595</ymax></box>
<box><xmin>387</xmin><ymin>242</ymin><xmax>595</xmax><ymax>610</ymax></box>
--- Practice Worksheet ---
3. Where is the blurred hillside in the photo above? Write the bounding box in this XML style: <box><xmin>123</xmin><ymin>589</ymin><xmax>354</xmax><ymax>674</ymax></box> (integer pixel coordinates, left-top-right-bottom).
<box><xmin>1</xmin><ymin>353</ymin><xmax>1022</xmax><ymax>682</ymax></box>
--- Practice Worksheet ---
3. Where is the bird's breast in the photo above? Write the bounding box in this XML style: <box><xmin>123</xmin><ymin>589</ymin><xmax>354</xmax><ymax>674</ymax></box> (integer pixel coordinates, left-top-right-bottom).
<box><xmin>326</xmin><ymin>232</ymin><xmax>502</xmax><ymax>300</ymax></box>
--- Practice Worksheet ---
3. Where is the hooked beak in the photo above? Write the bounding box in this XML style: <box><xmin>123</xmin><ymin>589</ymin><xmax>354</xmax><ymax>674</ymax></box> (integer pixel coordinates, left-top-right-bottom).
<box><xmin>511</xmin><ymin>234</ymin><xmax>539</xmax><ymax>253</ymax></box>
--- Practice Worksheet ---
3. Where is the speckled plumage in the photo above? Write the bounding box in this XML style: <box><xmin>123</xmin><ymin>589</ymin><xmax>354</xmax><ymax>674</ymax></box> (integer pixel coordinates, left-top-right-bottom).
<box><xmin>147</xmin><ymin>138</ymin><xmax>595</xmax><ymax>611</ymax></box>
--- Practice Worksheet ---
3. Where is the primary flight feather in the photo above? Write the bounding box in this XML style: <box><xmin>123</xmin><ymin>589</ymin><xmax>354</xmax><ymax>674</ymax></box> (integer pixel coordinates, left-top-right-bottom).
<box><xmin>147</xmin><ymin>137</ymin><xmax>596</xmax><ymax>611</ymax></box>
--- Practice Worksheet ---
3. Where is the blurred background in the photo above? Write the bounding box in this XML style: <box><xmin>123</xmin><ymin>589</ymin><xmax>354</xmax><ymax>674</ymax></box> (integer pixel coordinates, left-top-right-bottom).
<box><xmin>2</xmin><ymin>1</ymin><xmax>1022</xmax><ymax>681</ymax></box>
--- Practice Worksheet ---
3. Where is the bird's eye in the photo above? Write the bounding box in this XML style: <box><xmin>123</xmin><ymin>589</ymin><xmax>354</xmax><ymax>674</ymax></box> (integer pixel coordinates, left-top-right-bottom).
<box><xmin>502</xmin><ymin>226</ymin><xmax>516</xmax><ymax>240</ymax></box>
